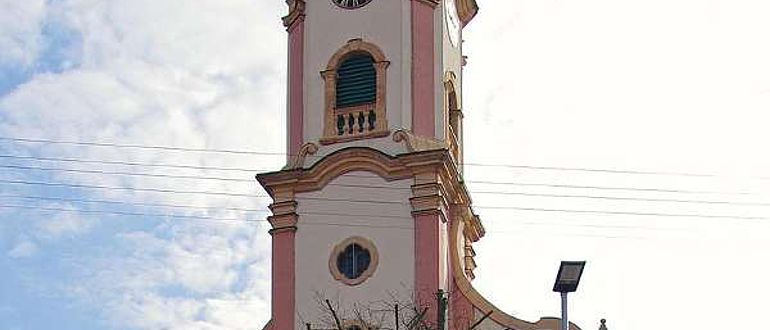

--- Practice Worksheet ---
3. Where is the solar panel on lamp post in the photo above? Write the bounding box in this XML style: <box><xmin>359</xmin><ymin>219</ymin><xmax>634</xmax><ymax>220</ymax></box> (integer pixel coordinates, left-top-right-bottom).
<box><xmin>553</xmin><ymin>261</ymin><xmax>586</xmax><ymax>330</ymax></box>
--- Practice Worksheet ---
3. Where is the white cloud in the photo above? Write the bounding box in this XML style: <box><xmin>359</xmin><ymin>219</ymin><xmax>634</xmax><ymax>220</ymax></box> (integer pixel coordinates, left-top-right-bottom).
<box><xmin>35</xmin><ymin>205</ymin><xmax>94</xmax><ymax>239</ymax></box>
<box><xmin>0</xmin><ymin>0</ymin><xmax>47</xmax><ymax>66</ymax></box>
<box><xmin>7</xmin><ymin>239</ymin><xmax>38</xmax><ymax>258</ymax></box>
<box><xmin>0</xmin><ymin>0</ymin><xmax>285</xmax><ymax>328</ymax></box>
<box><xmin>64</xmin><ymin>225</ymin><xmax>271</xmax><ymax>330</ymax></box>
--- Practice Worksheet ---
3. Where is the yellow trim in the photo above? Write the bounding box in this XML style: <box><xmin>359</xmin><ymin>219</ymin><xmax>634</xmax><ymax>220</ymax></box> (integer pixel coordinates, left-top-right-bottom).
<box><xmin>449</xmin><ymin>218</ymin><xmax>582</xmax><ymax>330</ymax></box>
<box><xmin>282</xmin><ymin>0</ymin><xmax>305</xmax><ymax>29</ymax></box>
<box><xmin>456</xmin><ymin>0</ymin><xmax>479</xmax><ymax>27</ymax></box>
<box><xmin>443</xmin><ymin>71</ymin><xmax>462</xmax><ymax>164</ymax></box>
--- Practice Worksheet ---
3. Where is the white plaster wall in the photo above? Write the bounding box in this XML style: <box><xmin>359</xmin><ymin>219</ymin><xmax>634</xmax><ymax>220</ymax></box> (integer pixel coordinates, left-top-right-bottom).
<box><xmin>294</xmin><ymin>172</ymin><xmax>415</xmax><ymax>329</ymax></box>
<box><xmin>303</xmin><ymin>0</ymin><xmax>411</xmax><ymax>144</ymax></box>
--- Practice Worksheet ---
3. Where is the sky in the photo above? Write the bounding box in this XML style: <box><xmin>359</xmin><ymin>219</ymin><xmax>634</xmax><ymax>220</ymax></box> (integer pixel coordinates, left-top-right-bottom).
<box><xmin>1</xmin><ymin>1</ymin><xmax>769</xmax><ymax>330</ymax></box>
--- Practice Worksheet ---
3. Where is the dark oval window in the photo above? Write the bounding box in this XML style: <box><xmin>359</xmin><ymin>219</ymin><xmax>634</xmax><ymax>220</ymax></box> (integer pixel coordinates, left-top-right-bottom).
<box><xmin>336</xmin><ymin>54</ymin><xmax>376</xmax><ymax>108</ymax></box>
<box><xmin>336</xmin><ymin>243</ymin><xmax>371</xmax><ymax>280</ymax></box>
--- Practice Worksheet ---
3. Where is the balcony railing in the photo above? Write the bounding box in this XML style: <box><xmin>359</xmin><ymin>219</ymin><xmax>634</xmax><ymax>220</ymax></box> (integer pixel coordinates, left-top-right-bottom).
<box><xmin>335</xmin><ymin>104</ymin><xmax>377</xmax><ymax>137</ymax></box>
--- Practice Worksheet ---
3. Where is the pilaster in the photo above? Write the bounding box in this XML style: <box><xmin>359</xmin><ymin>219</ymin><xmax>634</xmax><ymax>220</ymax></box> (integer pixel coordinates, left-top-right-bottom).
<box><xmin>411</xmin><ymin>0</ymin><xmax>438</xmax><ymax>137</ymax></box>
<box><xmin>284</xmin><ymin>0</ymin><xmax>306</xmax><ymax>158</ymax></box>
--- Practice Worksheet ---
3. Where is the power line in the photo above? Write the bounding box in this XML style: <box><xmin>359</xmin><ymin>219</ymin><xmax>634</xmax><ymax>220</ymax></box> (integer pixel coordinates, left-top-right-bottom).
<box><xmin>0</xmin><ymin>154</ymin><xmax>265</xmax><ymax>173</ymax></box>
<box><xmin>0</xmin><ymin>205</ymin><xmax>419</xmax><ymax>231</ymax></box>
<box><xmin>459</xmin><ymin>161</ymin><xmax>768</xmax><ymax>180</ymax></box>
<box><xmin>0</xmin><ymin>204</ymin><xmax>266</xmax><ymax>223</ymax></box>
<box><xmin>0</xmin><ymin>179</ymin><xmax>266</xmax><ymax>198</ymax></box>
<box><xmin>0</xmin><ymin>204</ymin><xmax>681</xmax><ymax>234</ymax></box>
<box><xmin>468</xmin><ymin>191</ymin><xmax>770</xmax><ymax>207</ymax></box>
<box><xmin>4</xmin><ymin>136</ymin><xmax>769</xmax><ymax>180</ymax></box>
<box><xmin>3</xmin><ymin>191</ymin><xmax>769</xmax><ymax>225</ymax></box>
<box><xmin>3</xmin><ymin>179</ymin><xmax>770</xmax><ymax>222</ymax></box>
<box><xmin>0</xmin><ymin>164</ymin><xmax>255</xmax><ymax>183</ymax></box>
<box><xmin>330</xmin><ymin>182</ymin><xmax>759</xmax><ymax>197</ymax></box>
<box><xmin>0</xmin><ymin>194</ymin><xmax>405</xmax><ymax>211</ymax></box>
<box><xmin>0</xmin><ymin>137</ymin><xmax>284</xmax><ymax>156</ymax></box>
<box><xmin>6</xmin><ymin>165</ymin><xmax>753</xmax><ymax>199</ymax></box>
<box><xmin>479</xmin><ymin>206</ymin><xmax>770</xmax><ymax>221</ymax></box>
<box><xmin>464</xmin><ymin>179</ymin><xmax>758</xmax><ymax>196</ymax></box>
<box><xmin>4</xmin><ymin>157</ymin><xmax>757</xmax><ymax>196</ymax></box>
<box><xmin>0</xmin><ymin>194</ymin><xmax>266</xmax><ymax>213</ymax></box>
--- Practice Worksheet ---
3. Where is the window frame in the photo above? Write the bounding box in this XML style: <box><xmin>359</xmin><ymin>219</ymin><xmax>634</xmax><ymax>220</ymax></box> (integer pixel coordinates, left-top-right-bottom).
<box><xmin>320</xmin><ymin>39</ymin><xmax>390</xmax><ymax>145</ymax></box>
<box><xmin>329</xmin><ymin>236</ymin><xmax>379</xmax><ymax>286</ymax></box>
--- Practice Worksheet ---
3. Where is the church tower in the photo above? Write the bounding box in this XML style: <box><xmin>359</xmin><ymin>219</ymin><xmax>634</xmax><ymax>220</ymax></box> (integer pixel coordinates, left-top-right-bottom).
<box><xmin>257</xmin><ymin>1</ymin><xmax>580</xmax><ymax>329</ymax></box>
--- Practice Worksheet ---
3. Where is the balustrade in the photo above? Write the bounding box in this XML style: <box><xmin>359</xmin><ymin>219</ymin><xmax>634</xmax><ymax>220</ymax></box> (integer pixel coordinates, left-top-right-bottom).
<box><xmin>335</xmin><ymin>104</ymin><xmax>377</xmax><ymax>137</ymax></box>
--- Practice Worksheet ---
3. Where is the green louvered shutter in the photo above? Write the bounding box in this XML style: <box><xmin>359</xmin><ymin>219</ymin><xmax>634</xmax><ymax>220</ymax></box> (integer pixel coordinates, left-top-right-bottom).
<box><xmin>336</xmin><ymin>54</ymin><xmax>376</xmax><ymax>108</ymax></box>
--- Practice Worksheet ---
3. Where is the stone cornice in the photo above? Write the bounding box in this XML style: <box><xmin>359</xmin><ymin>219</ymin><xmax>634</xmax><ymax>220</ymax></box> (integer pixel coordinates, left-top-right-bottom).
<box><xmin>257</xmin><ymin>147</ymin><xmax>481</xmax><ymax>224</ymax></box>
<box><xmin>282</xmin><ymin>0</ymin><xmax>306</xmax><ymax>30</ymax></box>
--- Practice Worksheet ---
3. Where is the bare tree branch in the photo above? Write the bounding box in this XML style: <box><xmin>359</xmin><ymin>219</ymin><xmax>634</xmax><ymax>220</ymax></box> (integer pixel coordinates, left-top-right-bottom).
<box><xmin>468</xmin><ymin>310</ymin><xmax>493</xmax><ymax>330</ymax></box>
<box><xmin>325</xmin><ymin>299</ymin><xmax>344</xmax><ymax>330</ymax></box>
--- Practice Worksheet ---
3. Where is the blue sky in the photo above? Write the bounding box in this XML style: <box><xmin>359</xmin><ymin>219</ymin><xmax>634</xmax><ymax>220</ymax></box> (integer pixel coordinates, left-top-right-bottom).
<box><xmin>1</xmin><ymin>1</ymin><xmax>770</xmax><ymax>330</ymax></box>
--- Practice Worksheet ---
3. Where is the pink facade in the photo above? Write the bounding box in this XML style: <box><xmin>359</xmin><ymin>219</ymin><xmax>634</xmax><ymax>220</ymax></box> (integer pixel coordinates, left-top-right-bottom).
<box><xmin>411</xmin><ymin>0</ymin><xmax>436</xmax><ymax>137</ymax></box>
<box><xmin>287</xmin><ymin>13</ymin><xmax>304</xmax><ymax>157</ymax></box>
<box><xmin>414</xmin><ymin>212</ymin><xmax>442</xmax><ymax>327</ymax></box>
<box><xmin>270</xmin><ymin>229</ymin><xmax>295</xmax><ymax>330</ymax></box>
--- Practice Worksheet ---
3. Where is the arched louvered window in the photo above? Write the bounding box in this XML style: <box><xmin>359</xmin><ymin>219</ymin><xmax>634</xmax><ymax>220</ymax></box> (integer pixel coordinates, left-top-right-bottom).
<box><xmin>336</xmin><ymin>54</ymin><xmax>377</xmax><ymax>108</ymax></box>
<box><xmin>321</xmin><ymin>39</ymin><xmax>389</xmax><ymax>144</ymax></box>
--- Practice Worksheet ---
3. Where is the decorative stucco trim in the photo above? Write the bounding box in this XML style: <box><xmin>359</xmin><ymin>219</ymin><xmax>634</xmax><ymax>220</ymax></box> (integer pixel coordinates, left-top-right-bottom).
<box><xmin>443</xmin><ymin>71</ymin><xmax>462</xmax><ymax>163</ymax></box>
<box><xmin>285</xmin><ymin>142</ymin><xmax>319</xmax><ymax>170</ymax></box>
<box><xmin>393</xmin><ymin>129</ymin><xmax>448</xmax><ymax>153</ymax></box>
<box><xmin>282</xmin><ymin>0</ymin><xmax>306</xmax><ymax>29</ymax></box>
<box><xmin>456</xmin><ymin>0</ymin><xmax>479</xmax><ymax>27</ymax></box>
<box><xmin>449</xmin><ymin>218</ymin><xmax>583</xmax><ymax>330</ymax></box>
<box><xmin>321</xmin><ymin>39</ymin><xmax>390</xmax><ymax>144</ymax></box>
<box><xmin>329</xmin><ymin>236</ymin><xmax>380</xmax><ymax>286</ymax></box>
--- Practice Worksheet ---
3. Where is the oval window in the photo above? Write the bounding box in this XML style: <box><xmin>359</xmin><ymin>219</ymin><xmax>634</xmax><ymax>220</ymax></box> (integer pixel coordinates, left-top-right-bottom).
<box><xmin>336</xmin><ymin>243</ymin><xmax>371</xmax><ymax>279</ymax></box>
<box><xmin>329</xmin><ymin>237</ymin><xmax>378</xmax><ymax>285</ymax></box>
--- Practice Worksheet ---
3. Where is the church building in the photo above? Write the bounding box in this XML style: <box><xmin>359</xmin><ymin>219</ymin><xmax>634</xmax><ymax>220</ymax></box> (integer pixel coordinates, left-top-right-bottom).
<box><xmin>257</xmin><ymin>1</ymin><xmax>581</xmax><ymax>329</ymax></box>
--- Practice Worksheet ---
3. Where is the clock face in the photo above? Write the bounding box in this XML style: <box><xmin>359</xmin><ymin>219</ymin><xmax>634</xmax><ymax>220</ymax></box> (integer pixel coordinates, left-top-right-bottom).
<box><xmin>332</xmin><ymin>0</ymin><xmax>373</xmax><ymax>9</ymax></box>
<box><xmin>444</xmin><ymin>0</ymin><xmax>461</xmax><ymax>47</ymax></box>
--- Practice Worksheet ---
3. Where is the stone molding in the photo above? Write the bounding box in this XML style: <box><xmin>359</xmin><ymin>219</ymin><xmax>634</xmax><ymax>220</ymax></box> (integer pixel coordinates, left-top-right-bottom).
<box><xmin>285</xmin><ymin>142</ymin><xmax>318</xmax><ymax>170</ymax></box>
<box><xmin>455</xmin><ymin>0</ymin><xmax>479</xmax><ymax>27</ymax></box>
<box><xmin>282</xmin><ymin>0</ymin><xmax>306</xmax><ymax>30</ymax></box>
<box><xmin>257</xmin><ymin>146</ymin><xmax>478</xmax><ymax>224</ymax></box>
<box><xmin>393</xmin><ymin>129</ymin><xmax>448</xmax><ymax>153</ymax></box>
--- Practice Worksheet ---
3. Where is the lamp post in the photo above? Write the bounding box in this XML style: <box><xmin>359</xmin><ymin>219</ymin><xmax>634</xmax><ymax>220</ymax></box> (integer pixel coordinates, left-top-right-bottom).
<box><xmin>553</xmin><ymin>261</ymin><xmax>586</xmax><ymax>330</ymax></box>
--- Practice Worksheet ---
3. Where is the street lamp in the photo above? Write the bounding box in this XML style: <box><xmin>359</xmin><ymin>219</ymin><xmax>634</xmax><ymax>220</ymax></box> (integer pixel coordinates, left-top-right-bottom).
<box><xmin>553</xmin><ymin>261</ymin><xmax>586</xmax><ymax>330</ymax></box>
